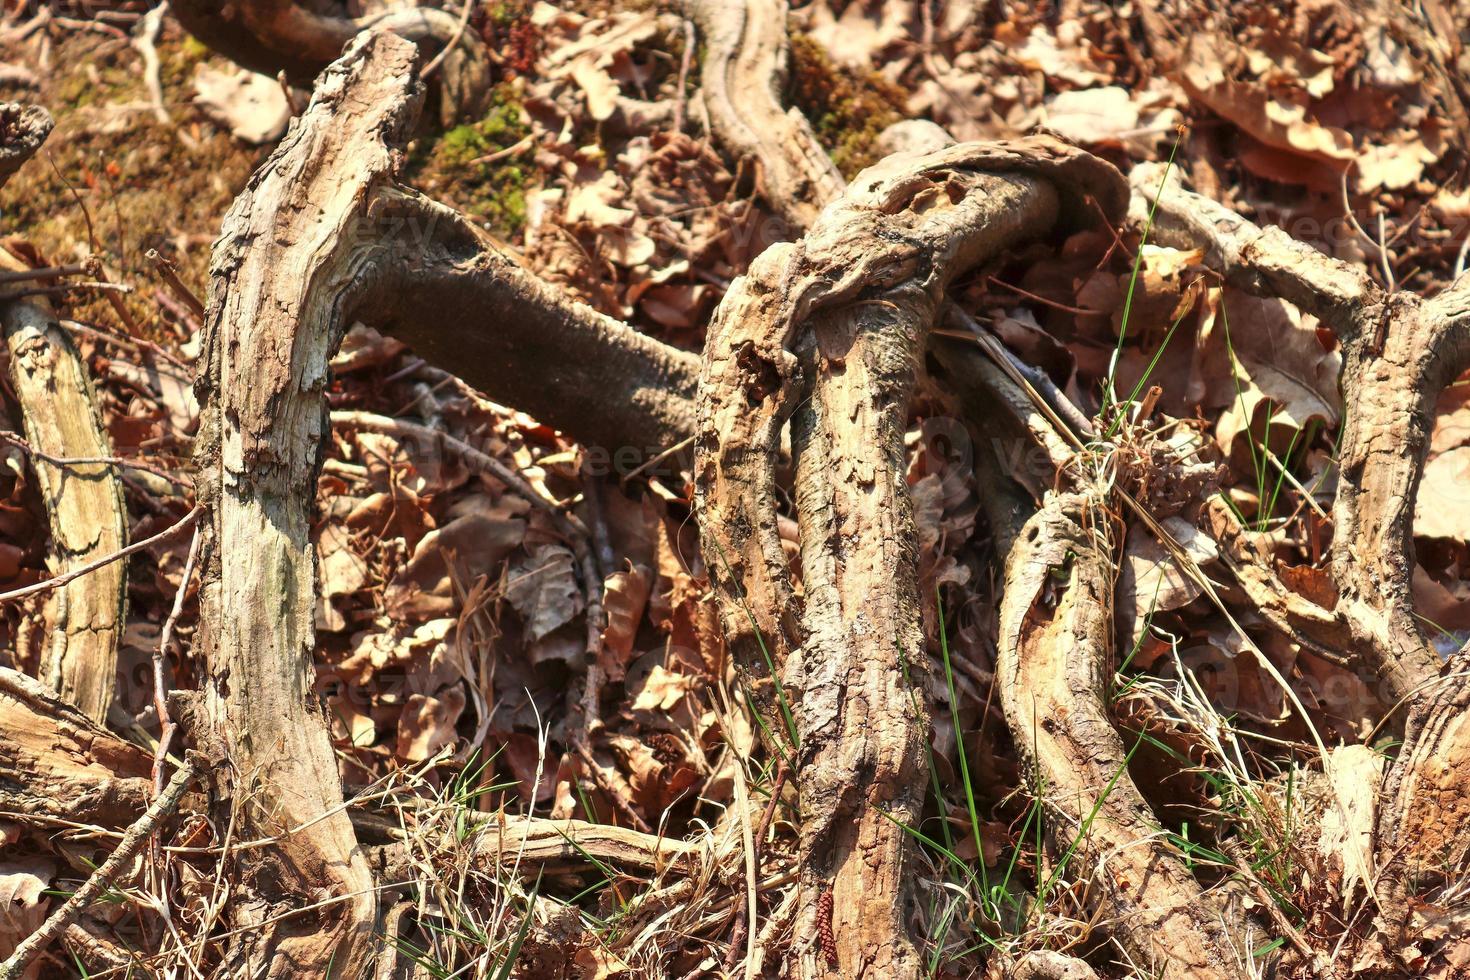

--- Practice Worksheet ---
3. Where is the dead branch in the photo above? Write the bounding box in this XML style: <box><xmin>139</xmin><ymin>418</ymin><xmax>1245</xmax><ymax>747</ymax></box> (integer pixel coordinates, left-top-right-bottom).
<box><xmin>0</xmin><ymin>760</ymin><xmax>196</xmax><ymax>980</ymax></box>
<box><xmin>1</xmin><ymin>288</ymin><xmax>129</xmax><ymax>725</ymax></box>
<box><xmin>696</xmin><ymin>138</ymin><xmax>1126</xmax><ymax>978</ymax></box>
<box><xmin>0</xmin><ymin>103</ymin><xmax>51</xmax><ymax>191</ymax></box>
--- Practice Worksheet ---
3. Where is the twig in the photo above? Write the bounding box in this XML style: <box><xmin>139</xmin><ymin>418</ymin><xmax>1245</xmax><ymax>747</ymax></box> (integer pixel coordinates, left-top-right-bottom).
<box><xmin>0</xmin><ymin>430</ymin><xmax>192</xmax><ymax>489</ymax></box>
<box><xmin>153</xmin><ymin>524</ymin><xmax>202</xmax><ymax>796</ymax></box>
<box><xmin>0</xmin><ymin>760</ymin><xmax>196</xmax><ymax>980</ymax></box>
<box><xmin>145</xmin><ymin>248</ymin><xmax>205</xmax><ymax>322</ymax></box>
<box><xmin>132</xmin><ymin>2</ymin><xmax>172</xmax><ymax>127</ymax></box>
<box><xmin>673</xmin><ymin>18</ymin><xmax>695</xmax><ymax>133</ymax></box>
<box><xmin>0</xmin><ymin>263</ymin><xmax>87</xmax><ymax>285</ymax></box>
<box><xmin>83</xmin><ymin>257</ymin><xmax>142</xmax><ymax>336</ymax></box>
<box><xmin>0</xmin><ymin>504</ymin><xmax>203</xmax><ymax>606</ymax></box>
<box><xmin>467</xmin><ymin>133</ymin><xmax>533</xmax><ymax>166</ymax></box>
<box><xmin>419</xmin><ymin>0</ymin><xmax>474</xmax><ymax>80</ymax></box>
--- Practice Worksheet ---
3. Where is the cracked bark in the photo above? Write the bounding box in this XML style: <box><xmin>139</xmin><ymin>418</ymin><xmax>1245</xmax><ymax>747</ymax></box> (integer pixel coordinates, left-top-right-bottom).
<box><xmin>1135</xmin><ymin>163</ymin><xmax>1470</xmax><ymax>976</ymax></box>
<box><xmin>695</xmin><ymin>138</ymin><xmax>1126</xmax><ymax>978</ymax></box>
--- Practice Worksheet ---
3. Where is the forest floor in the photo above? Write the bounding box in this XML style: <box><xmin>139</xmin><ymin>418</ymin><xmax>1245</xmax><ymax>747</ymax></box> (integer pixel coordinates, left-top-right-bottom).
<box><xmin>2</xmin><ymin>2</ymin><xmax>1470</xmax><ymax>978</ymax></box>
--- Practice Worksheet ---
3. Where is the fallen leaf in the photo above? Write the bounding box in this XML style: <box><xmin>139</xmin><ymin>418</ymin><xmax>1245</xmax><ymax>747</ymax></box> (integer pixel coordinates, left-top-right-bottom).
<box><xmin>506</xmin><ymin>544</ymin><xmax>584</xmax><ymax>642</ymax></box>
<box><xmin>1117</xmin><ymin>516</ymin><xmax>1219</xmax><ymax>645</ymax></box>
<box><xmin>0</xmin><ymin>857</ymin><xmax>52</xmax><ymax>962</ymax></box>
<box><xmin>395</xmin><ymin>686</ymin><xmax>467</xmax><ymax>762</ymax></box>
<box><xmin>600</xmin><ymin>563</ymin><xmax>651</xmax><ymax>683</ymax></box>
<box><xmin>193</xmin><ymin>65</ymin><xmax>291</xmax><ymax>144</ymax></box>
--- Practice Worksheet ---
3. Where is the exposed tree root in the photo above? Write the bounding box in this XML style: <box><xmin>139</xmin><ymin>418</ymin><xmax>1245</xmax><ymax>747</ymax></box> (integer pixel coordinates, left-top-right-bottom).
<box><xmin>190</xmin><ymin>34</ymin><xmax>417</xmax><ymax>977</ymax></box>
<box><xmin>685</xmin><ymin>0</ymin><xmax>845</xmax><ymax>232</ymax></box>
<box><xmin>1135</xmin><ymin>162</ymin><xmax>1470</xmax><ymax>977</ymax></box>
<box><xmin>0</xmin><ymin>109</ymin><xmax>127</xmax><ymax>725</ymax></box>
<box><xmin>998</xmin><ymin>489</ymin><xmax>1255</xmax><ymax>978</ymax></box>
<box><xmin>695</xmin><ymin>139</ymin><xmax>1126</xmax><ymax>977</ymax></box>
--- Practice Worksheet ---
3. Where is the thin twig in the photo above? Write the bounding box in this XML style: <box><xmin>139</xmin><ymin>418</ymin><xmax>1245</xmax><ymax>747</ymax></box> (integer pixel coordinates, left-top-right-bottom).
<box><xmin>419</xmin><ymin>0</ymin><xmax>474</xmax><ymax>80</ymax></box>
<box><xmin>145</xmin><ymin>248</ymin><xmax>205</xmax><ymax>321</ymax></box>
<box><xmin>0</xmin><ymin>761</ymin><xmax>196</xmax><ymax>980</ymax></box>
<box><xmin>0</xmin><ymin>430</ymin><xmax>192</xmax><ymax>489</ymax></box>
<box><xmin>0</xmin><ymin>504</ymin><xmax>203</xmax><ymax>606</ymax></box>
<box><xmin>0</xmin><ymin>263</ymin><xmax>87</xmax><ymax>285</ymax></box>
<box><xmin>154</xmin><ymin>523</ymin><xmax>203</xmax><ymax>796</ymax></box>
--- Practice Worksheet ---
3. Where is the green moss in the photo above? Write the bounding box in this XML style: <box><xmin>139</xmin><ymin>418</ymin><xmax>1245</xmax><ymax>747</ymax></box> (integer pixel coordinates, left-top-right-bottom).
<box><xmin>406</xmin><ymin>83</ymin><xmax>532</xmax><ymax>238</ymax></box>
<box><xmin>789</xmin><ymin>35</ymin><xmax>906</xmax><ymax>179</ymax></box>
<box><xmin>487</xmin><ymin>0</ymin><xmax>531</xmax><ymax>27</ymax></box>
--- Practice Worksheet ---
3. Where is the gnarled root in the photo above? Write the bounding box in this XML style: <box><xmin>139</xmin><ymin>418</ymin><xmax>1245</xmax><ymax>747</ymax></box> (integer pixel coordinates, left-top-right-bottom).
<box><xmin>695</xmin><ymin>138</ymin><xmax>1125</xmax><ymax>977</ymax></box>
<box><xmin>998</xmin><ymin>490</ymin><xmax>1256</xmax><ymax>978</ymax></box>
<box><xmin>1133</xmin><ymin>162</ymin><xmax>1470</xmax><ymax>976</ymax></box>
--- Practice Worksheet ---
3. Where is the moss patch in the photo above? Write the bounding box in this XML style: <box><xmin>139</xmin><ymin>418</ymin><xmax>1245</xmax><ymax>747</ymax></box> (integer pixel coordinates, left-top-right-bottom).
<box><xmin>406</xmin><ymin>82</ymin><xmax>533</xmax><ymax>239</ymax></box>
<box><xmin>789</xmin><ymin>35</ymin><xmax>906</xmax><ymax>179</ymax></box>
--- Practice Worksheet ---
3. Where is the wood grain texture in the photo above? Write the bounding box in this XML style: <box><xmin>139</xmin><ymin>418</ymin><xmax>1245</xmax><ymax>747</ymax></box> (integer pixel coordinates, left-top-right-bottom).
<box><xmin>2</xmin><ymin>258</ymin><xmax>127</xmax><ymax>724</ymax></box>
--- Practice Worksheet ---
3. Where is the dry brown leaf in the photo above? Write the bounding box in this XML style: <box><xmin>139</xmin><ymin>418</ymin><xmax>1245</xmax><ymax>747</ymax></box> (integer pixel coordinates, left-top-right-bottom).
<box><xmin>600</xmin><ymin>563</ymin><xmax>652</xmax><ymax>683</ymax></box>
<box><xmin>1117</xmin><ymin>516</ymin><xmax>1219</xmax><ymax>645</ymax></box>
<box><xmin>507</xmin><ymin>544</ymin><xmax>584</xmax><ymax>642</ymax></box>
<box><xmin>395</xmin><ymin>686</ymin><xmax>467</xmax><ymax>762</ymax></box>
<box><xmin>629</xmin><ymin>663</ymin><xmax>695</xmax><ymax>713</ymax></box>
<box><xmin>0</xmin><ymin>857</ymin><xmax>52</xmax><ymax>963</ymax></box>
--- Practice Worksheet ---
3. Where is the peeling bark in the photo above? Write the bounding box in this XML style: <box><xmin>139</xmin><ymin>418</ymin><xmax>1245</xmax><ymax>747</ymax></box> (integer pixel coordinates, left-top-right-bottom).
<box><xmin>686</xmin><ymin>0</ymin><xmax>845</xmax><ymax>233</ymax></box>
<box><xmin>696</xmin><ymin>138</ymin><xmax>1125</xmax><ymax>978</ymax></box>
<box><xmin>998</xmin><ymin>491</ymin><xmax>1254</xmax><ymax>978</ymax></box>
<box><xmin>0</xmin><ymin>666</ymin><xmax>152</xmax><ymax>827</ymax></box>
<box><xmin>2</xmin><ymin>261</ymin><xmax>128</xmax><ymax>725</ymax></box>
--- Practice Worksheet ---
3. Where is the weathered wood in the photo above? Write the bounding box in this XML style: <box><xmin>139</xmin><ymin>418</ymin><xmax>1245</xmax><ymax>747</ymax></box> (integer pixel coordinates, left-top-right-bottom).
<box><xmin>0</xmin><ymin>667</ymin><xmax>152</xmax><ymax>827</ymax></box>
<box><xmin>686</xmin><ymin>0</ymin><xmax>845</xmax><ymax>232</ymax></box>
<box><xmin>191</xmin><ymin>33</ymin><xmax>420</xmax><ymax>976</ymax></box>
<box><xmin>472</xmin><ymin>816</ymin><xmax>704</xmax><ymax>878</ymax></box>
<box><xmin>0</xmin><ymin>104</ymin><xmax>51</xmax><ymax>191</ymax></box>
<box><xmin>1135</xmin><ymin>160</ymin><xmax>1470</xmax><ymax>978</ymax></box>
<box><xmin>997</xmin><ymin>492</ymin><xmax>1253</xmax><ymax>978</ymax></box>
<box><xmin>2</xmin><ymin>260</ymin><xmax>128</xmax><ymax>725</ymax></box>
<box><xmin>696</xmin><ymin>137</ymin><xmax>1124</xmax><ymax>979</ymax></box>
